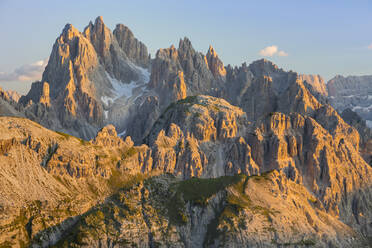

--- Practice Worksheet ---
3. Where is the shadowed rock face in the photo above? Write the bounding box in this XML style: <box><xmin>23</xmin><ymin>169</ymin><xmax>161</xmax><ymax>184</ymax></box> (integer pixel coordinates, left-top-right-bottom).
<box><xmin>1</xmin><ymin>16</ymin><xmax>372</xmax><ymax>247</ymax></box>
<box><xmin>113</xmin><ymin>23</ymin><xmax>150</xmax><ymax>68</ymax></box>
<box><xmin>298</xmin><ymin>74</ymin><xmax>329</xmax><ymax>104</ymax></box>
<box><xmin>19</xmin><ymin>81</ymin><xmax>50</xmax><ymax>106</ymax></box>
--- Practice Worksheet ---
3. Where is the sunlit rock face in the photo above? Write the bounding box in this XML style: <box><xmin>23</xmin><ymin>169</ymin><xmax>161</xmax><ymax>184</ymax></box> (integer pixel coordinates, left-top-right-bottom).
<box><xmin>18</xmin><ymin>17</ymin><xmax>151</xmax><ymax>140</ymax></box>
<box><xmin>206</xmin><ymin>45</ymin><xmax>226</xmax><ymax>78</ymax></box>
<box><xmin>1</xmin><ymin>16</ymin><xmax>372</xmax><ymax>248</ymax></box>
<box><xmin>2</xmin><ymin>92</ymin><xmax>372</xmax><ymax>246</ymax></box>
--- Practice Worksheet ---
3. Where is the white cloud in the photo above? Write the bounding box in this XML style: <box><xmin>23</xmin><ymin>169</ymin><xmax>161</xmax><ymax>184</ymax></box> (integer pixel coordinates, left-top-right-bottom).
<box><xmin>259</xmin><ymin>45</ymin><xmax>288</xmax><ymax>57</ymax></box>
<box><xmin>368</xmin><ymin>43</ymin><xmax>372</xmax><ymax>50</ymax></box>
<box><xmin>259</xmin><ymin>45</ymin><xmax>278</xmax><ymax>57</ymax></box>
<box><xmin>278</xmin><ymin>51</ymin><xmax>288</xmax><ymax>57</ymax></box>
<box><xmin>0</xmin><ymin>58</ymin><xmax>48</xmax><ymax>82</ymax></box>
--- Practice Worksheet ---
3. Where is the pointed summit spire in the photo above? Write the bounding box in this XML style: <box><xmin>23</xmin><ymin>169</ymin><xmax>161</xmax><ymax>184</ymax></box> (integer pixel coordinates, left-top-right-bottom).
<box><xmin>95</xmin><ymin>16</ymin><xmax>104</xmax><ymax>25</ymax></box>
<box><xmin>207</xmin><ymin>45</ymin><xmax>218</xmax><ymax>57</ymax></box>
<box><xmin>206</xmin><ymin>45</ymin><xmax>226</xmax><ymax>78</ymax></box>
<box><xmin>113</xmin><ymin>23</ymin><xmax>150</xmax><ymax>67</ymax></box>
<box><xmin>61</xmin><ymin>23</ymin><xmax>80</xmax><ymax>41</ymax></box>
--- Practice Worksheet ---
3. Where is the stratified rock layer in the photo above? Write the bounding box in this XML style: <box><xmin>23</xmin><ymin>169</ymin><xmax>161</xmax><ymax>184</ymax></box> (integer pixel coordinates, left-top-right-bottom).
<box><xmin>1</xmin><ymin>16</ymin><xmax>372</xmax><ymax>248</ymax></box>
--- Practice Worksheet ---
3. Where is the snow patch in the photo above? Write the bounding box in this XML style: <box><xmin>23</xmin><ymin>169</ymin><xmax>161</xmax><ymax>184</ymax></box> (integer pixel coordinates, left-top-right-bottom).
<box><xmin>108</xmin><ymin>73</ymin><xmax>138</xmax><ymax>98</ymax></box>
<box><xmin>352</xmin><ymin>104</ymin><xmax>372</xmax><ymax>112</ymax></box>
<box><xmin>118</xmin><ymin>130</ymin><xmax>126</xmax><ymax>137</ymax></box>
<box><xmin>366</xmin><ymin>120</ymin><xmax>372</xmax><ymax>129</ymax></box>
<box><xmin>101</xmin><ymin>65</ymin><xmax>150</xmax><ymax>107</ymax></box>
<box><xmin>127</xmin><ymin>61</ymin><xmax>151</xmax><ymax>83</ymax></box>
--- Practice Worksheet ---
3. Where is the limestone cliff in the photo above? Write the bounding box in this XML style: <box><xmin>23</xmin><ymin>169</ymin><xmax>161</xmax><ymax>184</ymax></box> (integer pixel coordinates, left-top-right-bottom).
<box><xmin>1</xmin><ymin>90</ymin><xmax>372</xmax><ymax>246</ymax></box>
<box><xmin>113</xmin><ymin>23</ymin><xmax>150</xmax><ymax>68</ymax></box>
<box><xmin>19</xmin><ymin>16</ymin><xmax>151</xmax><ymax>140</ymax></box>
<box><xmin>1</xmin><ymin>16</ymin><xmax>372</xmax><ymax>248</ymax></box>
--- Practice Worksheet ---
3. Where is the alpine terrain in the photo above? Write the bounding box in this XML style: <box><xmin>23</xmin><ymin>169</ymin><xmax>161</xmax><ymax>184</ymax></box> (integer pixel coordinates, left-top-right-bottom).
<box><xmin>0</xmin><ymin>16</ymin><xmax>371</xmax><ymax>248</ymax></box>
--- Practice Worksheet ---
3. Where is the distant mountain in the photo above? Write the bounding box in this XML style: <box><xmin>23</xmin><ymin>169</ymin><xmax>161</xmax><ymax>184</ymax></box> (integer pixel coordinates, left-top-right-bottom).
<box><xmin>5</xmin><ymin>89</ymin><xmax>21</xmax><ymax>102</ymax></box>
<box><xmin>0</xmin><ymin>16</ymin><xmax>372</xmax><ymax>247</ymax></box>
<box><xmin>0</xmin><ymin>87</ymin><xmax>24</xmax><ymax>117</ymax></box>
<box><xmin>327</xmin><ymin>75</ymin><xmax>372</xmax><ymax>128</ymax></box>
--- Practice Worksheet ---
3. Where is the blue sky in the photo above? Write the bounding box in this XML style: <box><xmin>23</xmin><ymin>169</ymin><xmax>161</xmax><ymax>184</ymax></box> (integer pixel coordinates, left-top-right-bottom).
<box><xmin>0</xmin><ymin>0</ymin><xmax>371</xmax><ymax>94</ymax></box>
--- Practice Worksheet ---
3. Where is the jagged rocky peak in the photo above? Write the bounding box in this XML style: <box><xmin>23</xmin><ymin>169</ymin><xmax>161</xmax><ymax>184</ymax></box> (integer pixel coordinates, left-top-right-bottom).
<box><xmin>0</xmin><ymin>87</ymin><xmax>24</xmax><ymax>117</ymax></box>
<box><xmin>206</xmin><ymin>45</ymin><xmax>226</xmax><ymax>78</ymax></box>
<box><xmin>155</xmin><ymin>45</ymin><xmax>178</xmax><ymax>62</ymax></box>
<box><xmin>44</xmin><ymin>21</ymin><xmax>100</xmax><ymax>98</ymax></box>
<box><xmin>154</xmin><ymin>44</ymin><xmax>179</xmax><ymax>62</ymax></box>
<box><xmin>83</xmin><ymin>16</ymin><xmax>150</xmax><ymax>69</ymax></box>
<box><xmin>0</xmin><ymin>87</ymin><xmax>10</xmax><ymax>102</ymax></box>
<box><xmin>147</xmin><ymin>95</ymin><xmax>248</xmax><ymax>144</ymax></box>
<box><xmin>178</xmin><ymin>37</ymin><xmax>196</xmax><ymax>57</ymax></box>
<box><xmin>248</xmin><ymin>58</ymin><xmax>282</xmax><ymax>76</ymax></box>
<box><xmin>149</xmin><ymin>36</ymin><xmax>220</xmax><ymax>104</ymax></box>
<box><xmin>5</xmin><ymin>90</ymin><xmax>21</xmax><ymax>102</ymax></box>
<box><xmin>327</xmin><ymin>74</ymin><xmax>372</xmax><ymax>97</ymax></box>
<box><xmin>113</xmin><ymin>23</ymin><xmax>150</xmax><ymax>67</ymax></box>
<box><xmin>83</xmin><ymin>16</ymin><xmax>143</xmax><ymax>84</ymax></box>
<box><xmin>21</xmin><ymin>16</ymin><xmax>156</xmax><ymax>140</ymax></box>
<box><xmin>249</xmin><ymin>111</ymin><xmax>371</xmax><ymax>216</ymax></box>
<box><xmin>60</xmin><ymin>23</ymin><xmax>81</xmax><ymax>42</ymax></box>
<box><xmin>298</xmin><ymin>74</ymin><xmax>328</xmax><ymax>96</ymax></box>
<box><xmin>19</xmin><ymin>81</ymin><xmax>50</xmax><ymax>106</ymax></box>
<box><xmin>248</xmin><ymin>59</ymin><xmax>298</xmax><ymax>95</ymax></box>
<box><xmin>92</xmin><ymin>124</ymin><xmax>133</xmax><ymax>147</ymax></box>
<box><xmin>83</xmin><ymin>16</ymin><xmax>113</xmax><ymax>60</ymax></box>
<box><xmin>177</xmin><ymin>37</ymin><xmax>200</xmax><ymax>77</ymax></box>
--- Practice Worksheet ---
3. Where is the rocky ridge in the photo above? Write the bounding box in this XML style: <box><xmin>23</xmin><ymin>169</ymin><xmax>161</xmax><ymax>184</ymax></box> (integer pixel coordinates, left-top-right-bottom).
<box><xmin>18</xmin><ymin>16</ymin><xmax>150</xmax><ymax>140</ymax></box>
<box><xmin>1</xmin><ymin>92</ymin><xmax>372</xmax><ymax>246</ymax></box>
<box><xmin>0</xmin><ymin>16</ymin><xmax>372</xmax><ymax>248</ymax></box>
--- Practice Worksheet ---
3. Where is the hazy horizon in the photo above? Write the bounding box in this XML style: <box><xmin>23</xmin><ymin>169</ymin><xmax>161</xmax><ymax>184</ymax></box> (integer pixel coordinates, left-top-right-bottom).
<box><xmin>0</xmin><ymin>0</ymin><xmax>371</xmax><ymax>95</ymax></box>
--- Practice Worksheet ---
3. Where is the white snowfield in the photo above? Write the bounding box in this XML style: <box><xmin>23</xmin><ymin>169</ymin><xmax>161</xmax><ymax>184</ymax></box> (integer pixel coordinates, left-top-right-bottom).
<box><xmin>352</xmin><ymin>104</ymin><xmax>372</xmax><ymax>112</ymax></box>
<box><xmin>101</xmin><ymin>63</ymin><xmax>151</xmax><ymax>121</ymax></box>
<box><xmin>366</xmin><ymin>120</ymin><xmax>372</xmax><ymax>129</ymax></box>
<box><xmin>101</xmin><ymin>63</ymin><xmax>150</xmax><ymax>106</ymax></box>
<box><xmin>101</xmin><ymin>73</ymin><xmax>139</xmax><ymax>106</ymax></box>
<box><xmin>118</xmin><ymin>130</ymin><xmax>126</xmax><ymax>137</ymax></box>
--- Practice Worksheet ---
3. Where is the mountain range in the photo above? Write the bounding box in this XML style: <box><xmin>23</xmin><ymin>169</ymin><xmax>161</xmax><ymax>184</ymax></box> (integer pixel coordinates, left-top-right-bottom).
<box><xmin>0</xmin><ymin>16</ymin><xmax>372</xmax><ymax>247</ymax></box>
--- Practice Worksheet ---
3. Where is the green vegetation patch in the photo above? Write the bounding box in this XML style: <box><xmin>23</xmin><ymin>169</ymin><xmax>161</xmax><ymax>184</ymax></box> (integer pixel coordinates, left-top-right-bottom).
<box><xmin>177</xmin><ymin>174</ymin><xmax>245</xmax><ymax>205</ymax></box>
<box><xmin>55</xmin><ymin>131</ymin><xmax>89</xmax><ymax>145</ymax></box>
<box><xmin>162</xmin><ymin>95</ymin><xmax>199</xmax><ymax>116</ymax></box>
<box><xmin>56</xmin><ymin>131</ymin><xmax>72</xmax><ymax>139</ymax></box>
<box><xmin>107</xmin><ymin>170</ymin><xmax>146</xmax><ymax>192</ymax></box>
<box><xmin>164</xmin><ymin>175</ymin><xmax>245</xmax><ymax>226</ymax></box>
<box><xmin>120</xmin><ymin>147</ymin><xmax>138</xmax><ymax>160</ymax></box>
<box><xmin>176</xmin><ymin>95</ymin><xmax>198</xmax><ymax>105</ymax></box>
